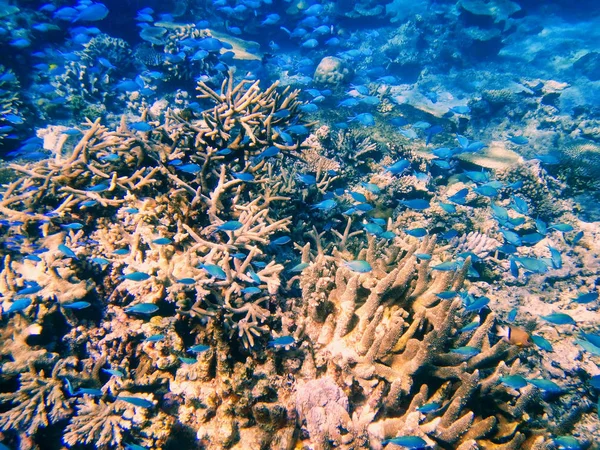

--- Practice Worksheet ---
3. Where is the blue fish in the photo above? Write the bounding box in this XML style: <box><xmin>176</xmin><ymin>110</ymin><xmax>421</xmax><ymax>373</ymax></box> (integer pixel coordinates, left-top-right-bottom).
<box><xmin>217</xmin><ymin>221</ymin><xmax>243</xmax><ymax>231</ymax></box>
<box><xmin>416</xmin><ymin>402</ymin><xmax>442</xmax><ymax>414</ymax></box>
<box><xmin>271</xmin><ymin>236</ymin><xmax>291</xmax><ymax>245</ymax></box>
<box><xmin>188</xmin><ymin>344</ymin><xmax>210</xmax><ymax>354</ymax></box>
<box><xmin>574</xmin><ymin>292</ymin><xmax>598</xmax><ymax>304</ymax></box>
<box><xmin>152</xmin><ymin>238</ymin><xmax>172</xmax><ymax>245</ymax></box>
<box><xmin>448</xmin><ymin>189</ymin><xmax>468</xmax><ymax>205</ymax></box>
<box><xmin>200</xmin><ymin>264</ymin><xmax>227</xmax><ymax>280</ymax></box>
<box><xmin>344</xmin><ymin>260</ymin><xmax>372</xmax><ymax>273</ymax></box>
<box><xmin>232</xmin><ymin>172</ymin><xmax>255</xmax><ymax>182</ymax></box>
<box><xmin>61</xmin><ymin>222</ymin><xmax>84</xmax><ymax>230</ymax></box>
<box><xmin>268</xmin><ymin>335</ymin><xmax>295</xmax><ymax>348</ymax></box>
<box><xmin>62</xmin><ymin>301</ymin><xmax>91</xmax><ymax>310</ymax></box>
<box><xmin>432</xmin><ymin>261</ymin><xmax>457</xmax><ymax>271</ymax></box>
<box><xmin>123</xmin><ymin>272</ymin><xmax>151</xmax><ymax>282</ymax></box>
<box><xmin>450</xmin><ymin>346</ymin><xmax>480</xmax><ymax>357</ymax></box>
<box><xmin>74</xmin><ymin>3</ymin><xmax>109</xmax><ymax>22</ymax></box>
<box><xmin>177</xmin><ymin>163</ymin><xmax>201</xmax><ymax>174</ymax></box>
<box><xmin>463</xmin><ymin>296</ymin><xmax>490</xmax><ymax>312</ymax></box>
<box><xmin>399</xmin><ymin>199</ymin><xmax>430</xmax><ymax>210</ymax></box>
<box><xmin>436</xmin><ymin>291</ymin><xmax>457</xmax><ymax>299</ymax></box>
<box><xmin>117</xmin><ymin>396</ymin><xmax>153</xmax><ymax>408</ymax></box>
<box><xmin>541</xmin><ymin>312</ymin><xmax>576</xmax><ymax>325</ymax></box>
<box><xmin>6</xmin><ymin>298</ymin><xmax>32</xmax><ymax>314</ymax></box>
<box><xmin>177</xmin><ymin>278</ymin><xmax>196</xmax><ymax>285</ymax></box>
<box><xmin>499</xmin><ymin>375</ymin><xmax>527</xmax><ymax>390</ymax></box>
<box><xmin>381</xmin><ymin>436</ymin><xmax>428</xmax><ymax>448</ymax></box>
<box><xmin>125</xmin><ymin>303</ymin><xmax>159</xmax><ymax>315</ymax></box>
<box><xmin>288</xmin><ymin>262</ymin><xmax>309</xmax><ymax>273</ymax></box>
<box><xmin>527</xmin><ymin>378</ymin><xmax>562</xmax><ymax>393</ymax></box>
<box><xmin>312</xmin><ymin>199</ymin><xmax>337</xmax><ymax>210</ymax></box>
<box><xmin>531</xmin><ymin>335</ymin><xmax>553</xmax><ymax>352</ymax></box>
<box><xmin>385</xmin><ymin>159</ymin><xmax>410</xmax><ymax>175</ymax></box>
<box><xmin>552</xmin><ymin>436</ymin><xmax>582</xmax><ymax>450</ymax></box>
<box><xmin>145</xmin><ymin>334</ymin><xmax>165</xmax><ymax>342</ymax></box>
<box><xmin>17</xmin><ymin>284</ymin><xmax>42</xmax><ymax>295</ymax></box>
<box><xmin>129</xmin><ymin>122</ymin><xmax>152</xmax><ymax>132</ymax></box>
<box><xmin>58</xmin><ymin>244</ymin><xmax>77</xmax><ymax>259</ymax></box>
<box><xmin>102</xmin><ymin>368</ymin><xmax>124</xmax><ymax>378</ymax></box>
<box><xmin>549</xmin><ymin>223</ymin><xmax>574</xmax><ymax>233</ymax></box>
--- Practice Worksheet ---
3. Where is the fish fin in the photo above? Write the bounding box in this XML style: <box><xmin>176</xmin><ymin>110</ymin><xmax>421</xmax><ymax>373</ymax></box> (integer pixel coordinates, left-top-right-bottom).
<box><xmin>496</xmin><ymin>325</ymin><xmax>510</xmax><ymax>341</ymax></box>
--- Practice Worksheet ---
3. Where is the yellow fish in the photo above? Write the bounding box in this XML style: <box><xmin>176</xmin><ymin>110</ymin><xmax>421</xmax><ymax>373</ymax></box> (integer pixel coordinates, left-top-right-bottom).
<box><xmin>497</xmin><ymin>325</ymin><xmax>532</xmax><ymax>347</ymax></box>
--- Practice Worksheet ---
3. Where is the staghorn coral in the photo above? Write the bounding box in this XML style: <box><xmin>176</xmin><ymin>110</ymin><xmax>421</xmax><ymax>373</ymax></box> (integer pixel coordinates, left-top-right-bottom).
<box><xmin>0</xmin><ymin>358</ymin><xmax>74</xmax><ymax>435</ymax></box>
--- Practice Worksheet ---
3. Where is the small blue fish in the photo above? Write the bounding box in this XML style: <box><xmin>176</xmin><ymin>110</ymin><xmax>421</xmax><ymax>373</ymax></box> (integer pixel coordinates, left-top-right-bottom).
<box><xmin>145</xmin><ymin>334</ymin><xmax>165</xmax><ymax>342</ymax></box>
<box><xmin>580</xmin><ymin>332</ymin><xmax>600</xmax><ymax>348</ymax></box>
<box><xmin>241</xmin><ymin>287</ymin><xmax>262</xmax><ymax>295</ymax></box>
<box><xmin>350</xmin><ymin>191</ymin><xmax>367</xmax><ymax>203</ymax></box>
<box><xmin>217</xmin><ymin>221</ymin><xmax>243</xmax><ymax>231</ymax></box>
<box><xmin>399</xmin><ymin>199</ymin><xmax>430</xmax><ymax>210</ymax></box>
<box><xmin>200</xmin><ymin>264</ymin><xmax>227</xmax><ymax>280</ymax></box>
<box><xmin>87</xmin><ymin>182</ymin><xmax>109</xmax><ymax>192</ymax></box>
<box><xmin>548</xmin><ymin>245</ymin><xmax>562</xmax><ymax>269</ymax></box>
<box><xmin>17</xmin><ymin>284</ymin><xmax>42</xmax><ymax>295</ymax></box>
<box><xmin>432</xmin><ymin>261</ymin><xmax>457</xmax><ymax>271</ymax></box>
<box><xmin>58</xmin><ymin>244</ymin><xmax>78</xmax><ymax>259</ymax></box>
<box><xmin>268</xmin><ymin>335</ymin><xmax>295</xmax><ymax>348</ymax></box>
<box><xmin>188</xmin><ymin>344</ymin><xmax>210</xmax><ymax>354</ymax></box>
<box><xmin>510</xmin><ymin>196</ymin><xmax>529</xmax><ymax>215</ymax></box>
<box><xmin>434</xmin><ymin>202</ymin><xmax>456</xmax><ymax>216</ymax></box>
<box><xmin>385</xmin><ymin>159</ymin><xmax>410</xmax><ymax>175</ymax></box>
<box><xmin>177</xmin><ymin>278</ymin><xmax>196</xmax><ymax>285</ymax></box>
<box><xmin>123</xmin><ymin>208</ymin><xmax>139</xmax><ymax>214</ymax></box>
<box><xmin>312</xmin><ymin>199</ymin><xmax>337</xmax><ymax>210</ymax></box>
<box><xmin>123</xmin><ymin>272</ymin><xmax>151</xmax><ymax>281</ymax></box>
<box><xmin>76</xmin><ymin>388</ymin><xmax>104</xmax><ymax>397</ymax></box>
<box><xmin>570</xmin><ymin>231</ymin><xmax>584</xmax><ymax>246</ymax></box>
<box><xmin>6</xmin><ymin>298</ymin><xmax>32</xmax><ymax>314</ymax></box>
<box><xmin>62</xmin><ymin>301</ymin><xmax>91</xmax><ymax>310</ymax></box>
<box><xmin>363</xmin><ymin>223</ymin><xmax>383</xmax><ymax>236</ymax></box>
<box><xmin>416</xmin><ymin>402</ymin><xmax>442</xmax><ymax>414</ymax></box>
<box><xmin>271</xmin><ymin>236</ymin><xmax>291</xmax><ymax>245</ymax></box>
<box><xmin>117</xmin><ymin>396</ymin><xmax>154</xmax><ymax>408</ymax></box>
<box><xmin>152</xmin><ymin>237</ymin><xmax>172</xmax><ymax>245</ymax></box>
<box><xmin>552</xmin><ymin>436</ymin><xmax>582</xmax><ymax>450</ymax></box>
<box><xmin>531</xmin><ymin>335</ymin><xmax>553</xmax><ymax>352</ymax></box>
<box><xmin>179</xmin><ymin>357</ymin><xmax>197</xmax><ymax>364</ymax></box>
<box><xmin>102</xmin><ymin>368</ymin><xmax>124</xmax><ymax>378</ymax></box>
<box><xmin>499</xmin><ymin>375</ymin><xmax>528</xmax><ymax>389</ymax></box>
<box><xmin>288</xmin><ymin>262</ymin><xmax>309</xmax><ymax>273</ymax></box>
<box><xmin>463</xmin><ymin>296</ymin><xmax>490</xmax><ymax>313</ymax></box>
<box><xmin>344</xmin><ymin>260</ymin><xmax>372</xmax><ymax>273</ymax></box>
<box><xmin>507</xmin><ymin>308</ymin><xmax>518</xmax><ymax>322</ymax></box>
<box><xmin>125</xmin><ymin>303</ymin><xmax>159</xmax><ymax>315</ymax></box>
<box><xmin>232</xmin><ymin>172</ymin><xmax>255</xmax><ymax>182</ymax></box>
<box><xmin>129</xmin><ymin>122</ymin><xmax>152</xmax><ymax>132</ymax></box>
<box><xmin>460</xmin><ymin>319</ymin><xmax>480</xmax><ymax>333</ymax></box>
<box><xmin>575</xmin><ymin>339</ymin><xmax>600</xmax><ymax>356</ymax></box>
<box><xmin>541</xmin><ymin>312</ymin><xmax>575</xmax><ymax>325</ymax></box>
<box><xmin>61</xmin><ymin>222</ymin><xmax>84</xmax><ymax>230</ymax></box>
<box><xmin>549</xmin><ymin>223</ymin><xmax>574</xmax><ymax>232</ymax></box>
<box><xmin>574</xmin><ymin>292</ymin><xmax>598</xmax><ymax>304</ymax></box>
<box><xmin>381</xmin><ymin>435</ymin><xmax>428</xmax><ymax>448</ymax></box>
<box><xmin>415</xmin><ymin>253</ymin><xmax>431</xmax><ymax>260</ymax></box>
<box><xmin>450</xmin><ymin>346</ymin><xmax>480</xmax><ymax>357</ymax></box>
<box><xmin>527</xmin><ymin>378</ymin><xmax>562</xmax><ymax>393</ymax></box>
<box><xmin>91</xmin><ymin>257</ymin><xmax>110</xmax><ymax>265</ymax></box>
<box><xmin>448</xmin><ymin>189</ymin><xmax>468</xmax><ymax>205</ymax></box>
<box><xmin>436</xmin><ymin>291</ymin><xmax>457</xmax><ymax>299</ymax></box>
<box><xmin>177</xmin><ymin>163</ymin><xmax>201</xmax><ymax>174</ymax></box>
<box><xmin>405</xmin><ymin>228</ymin><xmax>427</xmax><ymax>238</ymax></box>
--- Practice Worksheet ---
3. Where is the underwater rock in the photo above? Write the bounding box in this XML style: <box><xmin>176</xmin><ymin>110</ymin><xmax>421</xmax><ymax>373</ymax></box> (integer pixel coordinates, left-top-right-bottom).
<box><xmin>314</xmin><ymin>56</ymin><xmax>352</xmax><ymax>87</ymax></box>
<box><xmin>458</xmin><ymin>0</ymin><xmax>521</xmax><ymax>23</ymax></box>
<box><xmin>457</xmin><ymin>140</ymin><xmax>524</xmax><ymax>170</ymax></box>
<box><xmin>573</xmin><ymin>51</ymin><xmax>600</xmax><ymax>81</ymax></box>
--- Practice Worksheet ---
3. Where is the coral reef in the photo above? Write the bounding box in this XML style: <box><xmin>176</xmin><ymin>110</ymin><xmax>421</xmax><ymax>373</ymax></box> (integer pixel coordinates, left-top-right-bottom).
<box><xmin>314</xmin><ymin>56</ymin><xmax>353</xmax><ymax>87</ymax></box>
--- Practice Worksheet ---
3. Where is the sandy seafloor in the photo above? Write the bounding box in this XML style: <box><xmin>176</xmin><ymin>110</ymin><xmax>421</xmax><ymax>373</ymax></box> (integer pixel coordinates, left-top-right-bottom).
<box><xmin>0</xmin><ymin>0</ymin><xmax>600</xmax><ymax>449</ymax></box>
